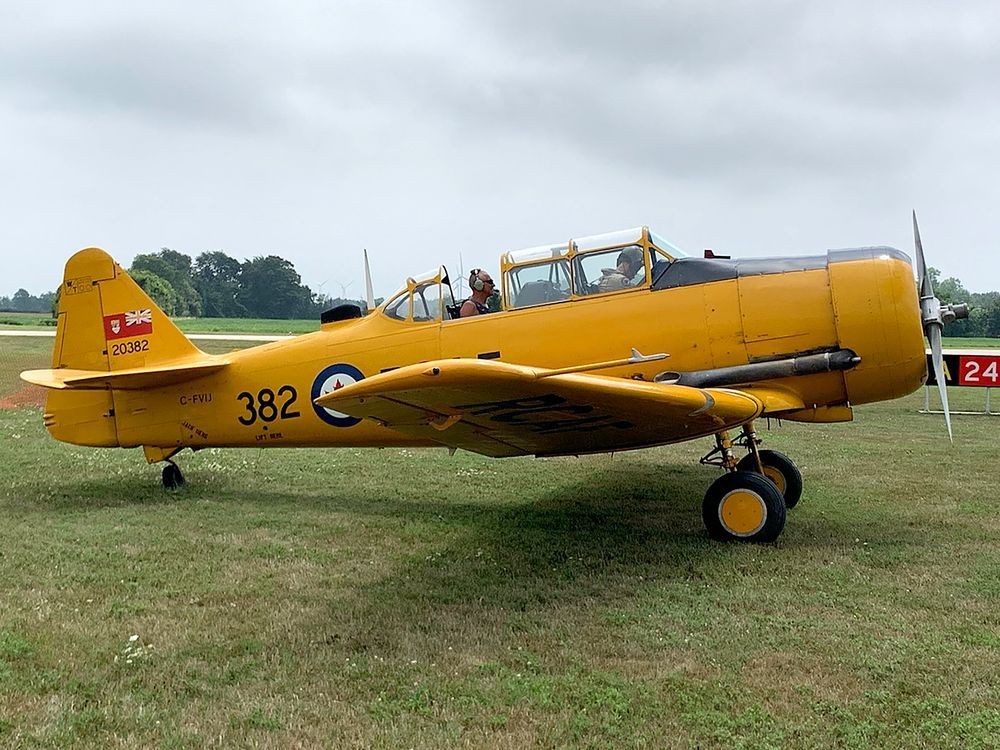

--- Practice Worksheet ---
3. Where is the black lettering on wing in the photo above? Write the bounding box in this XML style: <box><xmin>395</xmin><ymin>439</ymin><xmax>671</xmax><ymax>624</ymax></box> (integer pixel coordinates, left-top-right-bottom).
<box><xmin>489</xmin><ymin>403</ymin><xmax>592</xmax><ymax>424</ymax></box>
<box><xmin>456</xmin><ymin>394</ymin><xmax>566</xmax><ymax>416</ymax></box>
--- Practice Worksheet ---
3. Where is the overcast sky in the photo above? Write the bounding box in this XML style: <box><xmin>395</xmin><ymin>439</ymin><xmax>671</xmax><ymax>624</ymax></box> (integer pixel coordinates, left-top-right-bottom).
<box><xmin>2</xmin><ymin>1</ymin><xmax>998</xmax><ymax>299</ymax></box>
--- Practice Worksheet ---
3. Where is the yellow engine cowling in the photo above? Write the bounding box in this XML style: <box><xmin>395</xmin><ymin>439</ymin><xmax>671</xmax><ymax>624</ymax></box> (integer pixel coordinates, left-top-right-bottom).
<box><xmin>828</xmin><ymin>247</ymin><xmax>927</xmax><ymax>405</ymax></box>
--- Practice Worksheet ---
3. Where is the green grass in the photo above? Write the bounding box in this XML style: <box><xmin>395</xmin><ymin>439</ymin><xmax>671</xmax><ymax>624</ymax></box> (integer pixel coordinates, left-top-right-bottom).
<box><xmin>0</xmin><ymin>339</ymin><xmax>998</xmax><ymax>748</ymax></box>
<box><xmin>169</xmin><ymin>317</ymin><xmax>319</xmax><ymax>335</ymax></box>
<box><xmin>941</xmin><ymin>337</ymin><xmax>1000</xmax><ymax>349</ymax></box>
<box><xmin>0</xmin><ymin>312</ymin><xmax>57</xmax><ymax>329</ymax></box>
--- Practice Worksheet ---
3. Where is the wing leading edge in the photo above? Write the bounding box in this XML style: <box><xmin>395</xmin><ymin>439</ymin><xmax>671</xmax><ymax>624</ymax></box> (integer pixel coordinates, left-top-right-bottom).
<box><xmin>316</xmin><ymin>359</ymin><xmax>763</xmax><ymax>457</ymax></box>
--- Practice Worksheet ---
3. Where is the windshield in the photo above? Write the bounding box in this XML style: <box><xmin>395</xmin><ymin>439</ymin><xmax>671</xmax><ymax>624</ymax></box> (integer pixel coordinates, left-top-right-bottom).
<box><xmin>649</xmin><ymin>229</ymin><xmax>689</xmax><ymax>259</ymax></box>
<box><xmin>380</xmin><ymin>265</ymin><xmax>454</xmax><ymax>322</ymax></box>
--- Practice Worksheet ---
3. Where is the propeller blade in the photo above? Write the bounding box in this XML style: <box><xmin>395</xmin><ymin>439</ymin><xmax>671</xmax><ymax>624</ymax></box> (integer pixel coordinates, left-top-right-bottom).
<box><xmin>927</xmin><ymin>323</ymin><xmax>953</xmax><ymax>442</ymax></box>
<box><xmin>912</xmin><ymin>210</ymin><xmax>933</xmax><ymax>298</ymax></box>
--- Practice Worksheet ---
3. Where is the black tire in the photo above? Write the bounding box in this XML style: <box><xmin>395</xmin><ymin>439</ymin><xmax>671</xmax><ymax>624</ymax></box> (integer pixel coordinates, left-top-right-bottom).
<box><xmin>737</xmin><ymin>449</ymin><xmax>803</xmax><ymax>509</ymax></box>
<box><xmin>703</xmin><ymin>470</ymin><xmax>786</xmax><ymax>543</ymax></box>
<box><xmin>162</xmin><ymin>463</ymin><xmax>186</xmax><ymax>490</ymax></box>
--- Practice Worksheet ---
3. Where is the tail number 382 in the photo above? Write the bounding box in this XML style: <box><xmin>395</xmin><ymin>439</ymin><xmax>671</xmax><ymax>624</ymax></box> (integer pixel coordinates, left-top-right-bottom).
<box><xmin>236</xmin><ymin>386</ymin><xmax>301</xmax><ymax>425</ymax></box>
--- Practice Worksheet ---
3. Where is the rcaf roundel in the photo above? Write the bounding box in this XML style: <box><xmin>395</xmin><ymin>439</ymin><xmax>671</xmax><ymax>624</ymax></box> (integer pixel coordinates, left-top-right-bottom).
<box><xmin>311</xmin><ymin>363</ymin><xmax>365</xmax><ymax>427</ymax></box>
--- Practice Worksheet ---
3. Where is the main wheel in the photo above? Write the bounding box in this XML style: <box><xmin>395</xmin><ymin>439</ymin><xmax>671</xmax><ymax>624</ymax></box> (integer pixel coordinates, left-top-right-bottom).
<box><xmin>737</xmin><ymin>449</ymin><xmax>803</xmax><ymax>509</ymax></box>
<box><xmin>703</xmin><ymin>470</ymin><xmax>786</xmax><ymax>543</ymax></box>
<box><xmin>162</xmin><ymin>463</ymin><xmax>186</xmax><ymax>490</ymax></box>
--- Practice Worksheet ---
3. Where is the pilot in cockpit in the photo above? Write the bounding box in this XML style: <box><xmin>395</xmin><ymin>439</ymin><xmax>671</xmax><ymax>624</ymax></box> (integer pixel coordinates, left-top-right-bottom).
<box><xmin>597</xmin><ymin>247</ymin><xmax>644</xmax><ymax>292</ymax></box>
<box><xmin>459</xmin><ymin>269</ymin><xmax>496</xmax><ymax>317</ymax></box>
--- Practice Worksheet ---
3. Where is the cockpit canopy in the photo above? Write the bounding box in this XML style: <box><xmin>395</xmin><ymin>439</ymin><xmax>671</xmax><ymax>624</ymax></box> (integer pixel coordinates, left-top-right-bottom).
<box><xmin>377</xmin><ymin>226</ymin><xmax>687</xmax><ymax>322</ymax></box>
<box><xmin>500</xmin><ymin>226</ymin><xmax>687</xmax><ymax>310</ymax></box>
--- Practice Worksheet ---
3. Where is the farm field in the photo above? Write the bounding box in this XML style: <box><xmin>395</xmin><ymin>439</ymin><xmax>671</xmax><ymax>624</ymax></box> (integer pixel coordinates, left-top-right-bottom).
<box><xmin>0</xmin><ymin>337</ymin><xmax>998</xmax><ymax>748</ymax></box>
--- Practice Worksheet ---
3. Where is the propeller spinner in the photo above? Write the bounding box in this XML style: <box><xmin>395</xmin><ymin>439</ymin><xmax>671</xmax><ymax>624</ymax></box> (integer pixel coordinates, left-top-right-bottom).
<box><xmin>912</xmin><ymin>211</ymin><xmax>970</xmax><ymax>441</ymax></box>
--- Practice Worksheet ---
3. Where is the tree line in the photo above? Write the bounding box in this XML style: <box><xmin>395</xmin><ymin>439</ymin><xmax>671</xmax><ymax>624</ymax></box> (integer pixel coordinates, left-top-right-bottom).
<box><xmin>927</xmin><ymin>269</ymin><xmax>1000</xmax><ymax>338</ymax></box>
<box><xmin>129</xmin><ymin>248</ymin><xmax>370</xmax><ymax>319</ymax></box>
<box><xmin>4</xmin><ymin>260</ymin><xmax>1000</xmax><ymax>335</ymax></box>
<box><xmin>0</xmin><ymin>289</ymin><xmax>57</xmax><ymax>314</ymax></box>
<box><xmin>1</xmin><ymin>249</ymin><xmax>366</xmax><ymax>319</ymax></box>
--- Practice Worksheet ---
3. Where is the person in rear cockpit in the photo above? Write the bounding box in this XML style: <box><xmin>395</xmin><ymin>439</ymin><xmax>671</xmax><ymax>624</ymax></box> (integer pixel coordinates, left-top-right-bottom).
<box><xmin>597</xmin><ymin>246</ymin><xmax>644</xmax><ymax>292</ymax></box>
<box><xmin>460</xmin><ymin>269</ymin><xmax>496</xmax><ymax>317</ymax></box>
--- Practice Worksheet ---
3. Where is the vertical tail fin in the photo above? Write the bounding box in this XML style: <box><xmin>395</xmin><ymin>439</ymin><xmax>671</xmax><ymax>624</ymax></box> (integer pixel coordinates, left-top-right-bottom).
<box><xmin>29</xmin><ymin>247</ymin><xmax>206</xmax><ymax>447</ymax></box>
<box><xmin>53</xmin><ymin>247</ymin><xmax>204</xmax><ymax>371</ymax></box>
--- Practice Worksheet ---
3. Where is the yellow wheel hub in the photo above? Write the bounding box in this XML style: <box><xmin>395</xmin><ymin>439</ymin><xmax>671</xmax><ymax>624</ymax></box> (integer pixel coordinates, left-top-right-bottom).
<box><xmin>718</xmin><ymin>489</ymin><xmax>767</xmax><ymax>536</ymax></box>
<box><xmin>762</xmin><ymin>465</ymin><xmax>786</xmax><ymax>494</ymax></box>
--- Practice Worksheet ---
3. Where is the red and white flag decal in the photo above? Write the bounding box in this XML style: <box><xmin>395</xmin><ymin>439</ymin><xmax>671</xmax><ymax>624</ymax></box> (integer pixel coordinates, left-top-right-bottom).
<box><xmin>103</xmin><ymin>309</ymin><xmax>153</xmax><ymax>340</ymax></box>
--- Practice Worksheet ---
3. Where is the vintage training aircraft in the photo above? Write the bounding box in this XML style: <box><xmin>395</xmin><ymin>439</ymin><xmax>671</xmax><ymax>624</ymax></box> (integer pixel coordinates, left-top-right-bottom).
<box><xmin>21</xmin><ymin>215</ymin><xmax>966</xmax><ymax>543</ymax></box>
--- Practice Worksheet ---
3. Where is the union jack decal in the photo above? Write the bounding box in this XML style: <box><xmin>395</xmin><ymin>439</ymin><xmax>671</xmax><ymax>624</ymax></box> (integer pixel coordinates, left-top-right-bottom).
<box><xmin>125</xmin><ymin>309</ymin><xmax>152</xmax><ymax>327</ymax></box>
<box><xmin>104</xmin><ymin>308</ymin><xmax>153</xmax><ymax>340</ymax></box>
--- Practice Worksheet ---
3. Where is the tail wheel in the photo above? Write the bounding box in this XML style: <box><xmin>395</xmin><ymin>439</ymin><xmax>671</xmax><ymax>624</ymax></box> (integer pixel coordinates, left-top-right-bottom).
<box><xmin>737</xmin><ymin>449</ymin><xmax>803</xmax><ymax>509</ymax></box>
<box><xmin>162</xmin><ymin>463</ymin><xmax>186</xmax><ymax>490</ymax></box>
<box><xmin>703</xmin><ymin>471</ymin><xmax>786</xmax><ymax>543</ymax></box>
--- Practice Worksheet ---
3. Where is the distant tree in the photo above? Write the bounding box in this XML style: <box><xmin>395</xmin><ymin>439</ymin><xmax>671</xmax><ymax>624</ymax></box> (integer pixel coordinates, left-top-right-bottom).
<box><xmin>131</xmin><ymin>269</ymin><xmax>179</xmax><ymax>315</ymax></box>
<box><xmin>0</xmin><ymin>288</ymin><xmax>56</xmax><ymax>313</ymax></box>
<box><xmin>928</xmin><ymin>267</ymin><xmax>981</xmax><ymax>337</ymax></box>
<box><xmin>11</xmin><ymin>289</ymin><xmax>32</xmax><ymax>312</ymax></box>
<box><xmin>984</xmin><ymin>297</ymin><xmax>1000</xmax><ymax>338</ymax></box>
<box><xmin>193</xmin><ymin>251</ymin><xmax>246</xmax><ymax>317</ymax></box>
<box><xmin>236</xmin><ymin>256</ymin><xmax>314</xmax><ymax>319</ymax></box>
<box><xmin>131</xmin><ymin>249</ymin><xmax>202</xmax><ymax>316</ymax></box>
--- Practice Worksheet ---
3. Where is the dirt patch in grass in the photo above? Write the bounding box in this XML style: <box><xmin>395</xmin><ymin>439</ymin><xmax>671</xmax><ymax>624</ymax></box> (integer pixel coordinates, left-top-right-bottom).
<box><xmin>0</xmin><ymin>385</ymin><xmax>45</xmax><ymax>410</ymax></box>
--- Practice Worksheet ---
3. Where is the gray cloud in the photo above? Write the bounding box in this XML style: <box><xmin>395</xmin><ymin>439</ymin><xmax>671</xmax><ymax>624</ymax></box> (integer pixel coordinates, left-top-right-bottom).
<box><xmin>1</xmin><ymin>0</ymin><xmax>998</xmax><ymax>295</ymax></box>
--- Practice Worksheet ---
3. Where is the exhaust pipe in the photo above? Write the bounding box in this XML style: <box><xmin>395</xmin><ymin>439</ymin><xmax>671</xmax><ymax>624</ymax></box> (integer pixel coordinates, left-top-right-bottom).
<box><xmin>655</xmin><ymin>348</ymin><xmax>861</xmax><ymax>388</ymax></box>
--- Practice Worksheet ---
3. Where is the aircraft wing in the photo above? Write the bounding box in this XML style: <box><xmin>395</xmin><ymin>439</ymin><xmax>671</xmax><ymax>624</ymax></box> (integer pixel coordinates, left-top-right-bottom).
<box><xmin>315</xmin><ymin>359</ymin><xmax>763</xmax><ymax>457</ymax></box>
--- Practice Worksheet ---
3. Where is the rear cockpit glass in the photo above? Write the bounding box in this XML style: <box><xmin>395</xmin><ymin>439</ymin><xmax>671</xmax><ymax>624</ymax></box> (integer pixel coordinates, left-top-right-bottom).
<box><xmin>573</xmin><ymin>245</ymin><xmax>647</xmax><ymax>296</ymax></box>
<box><xmin>575</xmin><ymin>227</ymin><xmax>644</xmax><ymax>252</ymax></box>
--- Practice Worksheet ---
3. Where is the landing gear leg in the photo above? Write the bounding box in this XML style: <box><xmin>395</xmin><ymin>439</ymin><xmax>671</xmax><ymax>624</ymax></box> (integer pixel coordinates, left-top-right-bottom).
<box><xmin>162</xmin><ymin>460</ymin><xmax>186</xmax><ymax>490</ymax></box>
<box><xmin>734</xmin><ymin>424</ymin><xmax>803</xmax><ymax>508</ymax></box>
<box><xmin>700</xmin><ymin>426</ymin><xmax>788</xmax><ymax>543</ymax></box>
<box><xmin>699</xmin><ymin>430</ymin><xmax>741</xmax><ymax>472</ymax></box>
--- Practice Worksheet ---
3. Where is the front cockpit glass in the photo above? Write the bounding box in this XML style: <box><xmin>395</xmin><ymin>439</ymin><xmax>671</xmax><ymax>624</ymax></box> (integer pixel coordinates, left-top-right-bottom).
<box><xmin>506</xmin><ymin>259</ymin><xmax>572</xmax><ymax>309</ymax></box>
<box><xmin>384</xmin><ymin>291</ymin><xmax>412</xmax><ymax>321</ymax></box>
<box><xmin>412</xmin><ymin>281</ymin><xmax>442</xmax><ymax>322</ymax></box>
<box><xmin>574</xmin><ymin>245</ymin><xmax>648</xmax><ymax>296</ymax></box>
<box><xmin>381</xmin><ymin>266</ymin><xmax>451</xmax><ymax>322</ymax></box>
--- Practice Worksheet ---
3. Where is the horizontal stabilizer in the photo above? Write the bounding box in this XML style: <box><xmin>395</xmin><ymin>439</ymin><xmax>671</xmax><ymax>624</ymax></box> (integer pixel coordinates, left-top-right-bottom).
<box><xmin>21</xmin><ymin>358</ymin><xmax>228</xmax><ymax>391</ymax></box>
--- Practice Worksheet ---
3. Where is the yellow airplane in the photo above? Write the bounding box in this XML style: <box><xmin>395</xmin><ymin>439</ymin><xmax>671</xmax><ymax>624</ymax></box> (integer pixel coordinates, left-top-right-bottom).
<box><xmin>21</xmin><ymin>215</ymin><xmax>966</xmax><ymax>543</ymax></box>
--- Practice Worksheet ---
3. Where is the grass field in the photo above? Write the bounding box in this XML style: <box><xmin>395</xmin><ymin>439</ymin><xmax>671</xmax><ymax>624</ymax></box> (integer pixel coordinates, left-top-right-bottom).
<box><xmin>0</xmin><ymin>313</ymin><xmax>320</xmax><ymax>336</ymax></box>
<box><xmin>0</xmin><ymin>338</ymin><xmax>998</xmax><ymax>748</ymax></box>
